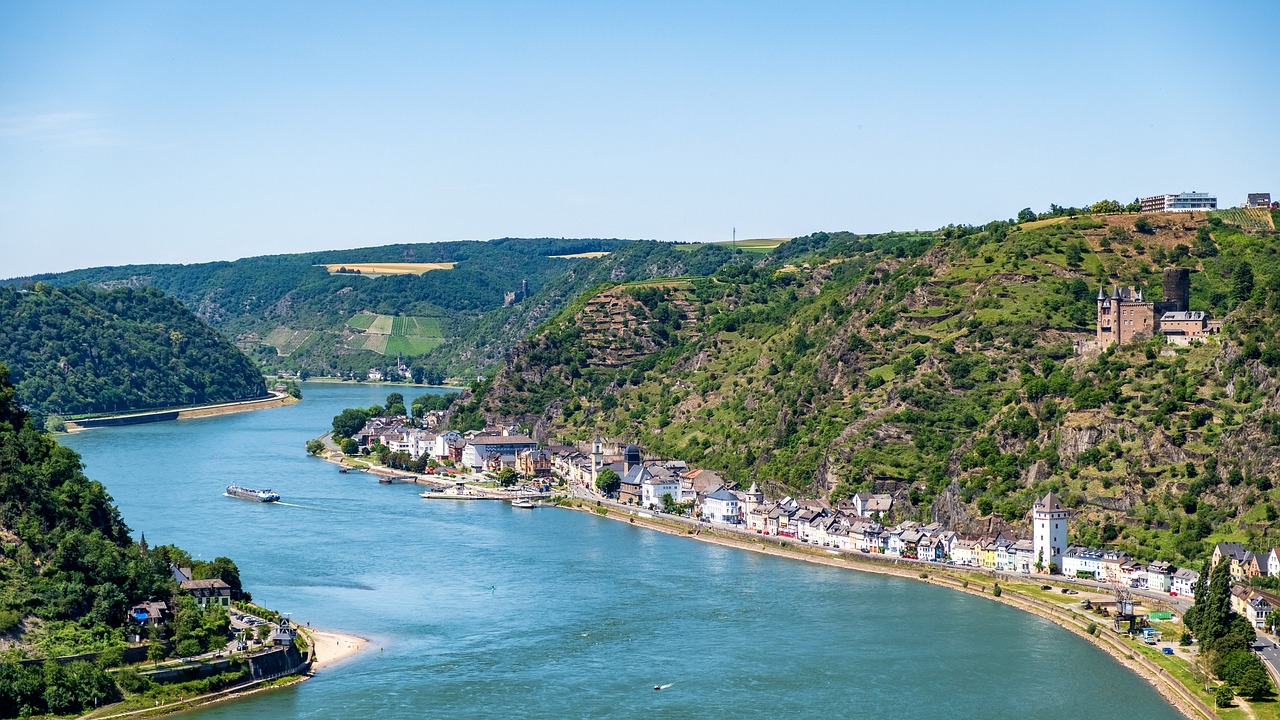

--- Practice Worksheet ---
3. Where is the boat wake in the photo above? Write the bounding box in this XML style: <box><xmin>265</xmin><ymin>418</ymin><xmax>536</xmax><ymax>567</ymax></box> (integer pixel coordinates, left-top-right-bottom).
<box><xmin>653</xmin><ymin>683</ymin><xmax>673</xmax><ymax>690</ymax></box>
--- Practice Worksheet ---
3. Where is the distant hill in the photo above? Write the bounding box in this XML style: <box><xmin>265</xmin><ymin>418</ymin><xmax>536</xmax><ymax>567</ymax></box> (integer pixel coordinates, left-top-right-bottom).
<box><xmin>471</xmin><ymin>210</ymin><xmax>1280</xmax><ymax>567</ymax></box>
<box><xmin>6</xmin><ymin>238</ymin><xmax>751</xmax><ymax>381</ymax></box>
<box><xmin>0</xmin><ymin>284</ymin><xmax>266</xmax><ymax>422</ymax></box>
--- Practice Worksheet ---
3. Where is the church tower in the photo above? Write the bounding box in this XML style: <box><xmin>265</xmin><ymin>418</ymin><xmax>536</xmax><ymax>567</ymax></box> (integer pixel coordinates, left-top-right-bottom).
<box><xmin>590</xmin><ymin>437</ymin><xmax>603</xmax><ymax>485</ymax></box>
<box><xmin>742</xmin><ymin>482</ymin><xmax>764</xmax><ymax>518</ymax></box>
<box><xmin>1032</xmin><ymin>492</ymin><xmax>1068</xmax><ymax>573</ymax></box>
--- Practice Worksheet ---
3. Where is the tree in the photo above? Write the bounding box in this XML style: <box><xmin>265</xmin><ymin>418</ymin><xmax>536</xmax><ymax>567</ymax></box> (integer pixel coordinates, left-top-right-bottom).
<box><xmin>661</xmin><ymin>493</ymin><xmax>677</xmax><ymax>513</ymax></box>
<box><xmin>147</xmin><ymin>643</ymin><xmax>165</xmax><ymax>665</ymax></box>
<box><xmin>1017</xmin><ymin>208</ymin><xmax>1036</xmax><ymax>224</ymax></box>
<box><xmin>340</xmin><ymin>437</ymin><xmax>359</xmax><ymax>455</ymax></box>
<box><xmin>1064</xmin><ymin>242</ymin><xmax>1083</xmax><ymax>268</ymax></box>
<box><xmin>1193</xmin><ymin>227</ymin><xmax>1219</xmax><ymax>258</ymax></box>
<box><xmin>305</xmin><ymin>439</ymin><xmax>325</xmax><ymax>455</ymax></box>
<box><xmin>385</xmin><ymin>392</ymin><xmax>404</xmax><ymax>408</ymax></box>
<box><xmin>1133</xmin><ymin>216</ymin><xmax>1154</xmax><ymax>234</ymax></box>
<box><xmin>332</xmin><ymin>408</ymin><xmax>371</xmax><ymax>439</ymax></box>
<box><xmin>1215</xmin><ymin>684</ymin><xmax>1234</xmax><ymax>708</ymax></box>
<box><xmin>1232</xmin><ymin>262</ymin><xmax>1255</xmax><ymax>305</ymax></box>
<box><xmin>496</xmin><ymin>467</ymin><xmax>518</xmax><ymax>487</ymax></box>
<box><xmin>595</xmin><ymin>468</ymin><xmax>621</xmax><ymax>496</ymax></box>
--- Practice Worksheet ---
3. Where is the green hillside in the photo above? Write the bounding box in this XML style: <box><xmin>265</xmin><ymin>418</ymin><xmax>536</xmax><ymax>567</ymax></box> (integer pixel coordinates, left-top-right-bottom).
<box><xmin>7</xmin><ymin>238</ymin><xmax>682</xmax><ymax>380</ymax></box>
<box><xmin>0</xmin><ymin>365</ymin><xmax>250</xmax><ymax>715</ymax></box>
<box><xmin>473</xmin><ymin>209</ymin><xmax>1280</xmax><ymax>566</ymax></box>
<box><xmin>0</xmin><ymin>285</ymin><xmax>266</xmax><ymax>423</ymax></box>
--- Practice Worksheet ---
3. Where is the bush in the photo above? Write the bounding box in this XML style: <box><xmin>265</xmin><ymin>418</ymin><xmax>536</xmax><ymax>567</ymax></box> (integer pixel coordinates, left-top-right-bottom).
<box><xmin>1215</xmin><ymin>684</ymin><xmax>1234</xmax><ymax>707</ymax></box>
<box><xmin>993</xmin><ymin>584</ymin><xmax>1002</xmax><ymax>597</ymax></box>
<box><xmin>115</xmin><ymin>668</ymin><xmax>153</xmax><ymax>694</ymax></box>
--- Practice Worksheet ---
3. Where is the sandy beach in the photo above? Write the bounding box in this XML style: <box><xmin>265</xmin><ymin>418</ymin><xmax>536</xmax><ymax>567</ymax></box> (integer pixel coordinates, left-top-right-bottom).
<box><xmin>309</xmin><ymin>629</ymin><xmax>369</xmax><ymax>669</ymax></box>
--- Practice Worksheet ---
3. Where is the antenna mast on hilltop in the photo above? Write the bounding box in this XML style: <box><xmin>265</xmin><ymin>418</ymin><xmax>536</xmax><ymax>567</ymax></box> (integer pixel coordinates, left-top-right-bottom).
<box><xmin>732</xmin><ymin>227</ymin><xmax>736</xmax><ymax>248</ymax></box>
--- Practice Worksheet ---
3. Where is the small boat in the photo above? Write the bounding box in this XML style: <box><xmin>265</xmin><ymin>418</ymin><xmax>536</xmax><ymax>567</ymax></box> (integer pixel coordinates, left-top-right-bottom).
<box><xmin>511</xmin><ymin>498</ymin><xmax>536</xmax><ymax>508</ymax></box>
<box><xmin>226</xmin><ymin>485</ymin><xmax>280</xmax><ymax>503</ymax></box>
<box><xmin>378</xmin><ymin>477</ymin><xmax>392</xmax><ymax>485</ymax></box>
<box><xmin>338</xmin><ymin>467</ymin><xmax>348</xmax><ymax>474</ymax></box>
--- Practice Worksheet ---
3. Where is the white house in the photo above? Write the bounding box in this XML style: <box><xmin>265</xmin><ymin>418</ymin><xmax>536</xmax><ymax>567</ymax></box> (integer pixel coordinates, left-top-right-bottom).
<box><xmin>1145</xmin><ymin>561</ymin><xmax>1174</xmax><ymax>593</ymax></box>
<box><xmin>433</xmin><ymin>430</ymin><xmax>462</xmax><ymax>459</ymax></box>
<box><xmin>641</xmin><ymin>473</ymin><xmax>682</xmax><ymax>510</ymax></box>
<box><xmin>461</xmin><ymin>434</ymin><xmax>538</xmax><ymax>470</ymax></box>
<box><xmin>700</xmin><ymin>488</ymin><xmax>740</xmax><ymax>523</ymax></box>
<box><xmin>1062</xmin><ymin>547</ymin><xmax>1105</xmax><ymax>580</ymax></box>
<box><xmin>852</xmin><ymin>492</ymin><xmax>893</xmax><ymax>518</ymax></box>
<box><xmin>1171</xmin><ymin>568</ymin><xmax>1199</xmax><ymax>598</ymax></box>
<box><xmin>951</xmin><ymin>539</ymin><xmax>978</xmax><ymax>567</ymax></box>
<box><xmin>1269</xmin><ymin>548</ymin><xmax>1280</xmax><ymax>578</ymax></box>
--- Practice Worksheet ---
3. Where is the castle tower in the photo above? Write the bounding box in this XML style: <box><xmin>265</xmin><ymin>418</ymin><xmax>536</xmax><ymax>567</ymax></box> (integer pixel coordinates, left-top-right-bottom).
<box><xmin>1032</xmin><ymin>491</ymin><xmax>1068</xmax><ymax>573</ymax></box>
<box><xmin>1096</xmin><ymin>284</ymin><xmax>1154</xmax><ymax>349</ymax></box>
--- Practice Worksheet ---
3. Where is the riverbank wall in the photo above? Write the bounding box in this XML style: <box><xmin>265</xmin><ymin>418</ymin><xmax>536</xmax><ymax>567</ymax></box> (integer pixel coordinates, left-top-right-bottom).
<box><xmin>66</xmin><ymin>392</ymin><xmax>296</xmax><ymax>432</ymax></box>
<box><xmin>557</xmin><ymin>498</ymin><xmax>1215</xmax><ymax>720</ymax></box>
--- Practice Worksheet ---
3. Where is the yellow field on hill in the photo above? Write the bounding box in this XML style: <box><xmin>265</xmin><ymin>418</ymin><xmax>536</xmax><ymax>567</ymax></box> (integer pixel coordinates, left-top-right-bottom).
<box><xmin>676</xmin><ymin>237</ymin><xmax>789</xmax><ymax>254</ymax></box>
<box><xmin>549</xmin><ymin>251</ymin><xmax>611</xmax><ymax>259</ymax></box>
<box><xmin>320</xmin><ymin>262</ymin><xmax>457</xmax><ymax>276</ymax></box>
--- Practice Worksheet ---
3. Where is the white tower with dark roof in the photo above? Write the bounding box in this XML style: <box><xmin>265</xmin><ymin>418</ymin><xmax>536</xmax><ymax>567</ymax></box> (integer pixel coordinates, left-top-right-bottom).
<box><xmin>1032</xmin><ymin>491</ymin><xmax>1068</xmax><ymax>573</ymax></box>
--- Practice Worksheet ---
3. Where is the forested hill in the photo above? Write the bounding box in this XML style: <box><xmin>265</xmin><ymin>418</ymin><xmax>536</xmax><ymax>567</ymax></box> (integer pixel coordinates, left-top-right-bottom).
<box><xmin>473</xmin><ymin>207</ymin><xmax>1280</xmax><ymax>566</ymax></box>
<box><xmin>0</xmin><ymin>364</ymin><xmax>249</xmax><ymax>715</ymax></box>
<box><xmin>0</xmin><ymin>284</ymin><xmax>266</xmax><ymax>422</ymax></box>
<box><xmin>5</xmin><ymin>237</ymin><xmax>751</xmax><ymax>380</ymax></box>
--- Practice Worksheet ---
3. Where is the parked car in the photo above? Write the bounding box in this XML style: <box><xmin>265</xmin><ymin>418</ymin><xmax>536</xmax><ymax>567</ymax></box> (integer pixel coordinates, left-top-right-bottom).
<box><xmin>1161</xmin><ymin>647</ymin><xmax>1174</xmax><ymax>655</ymax></box>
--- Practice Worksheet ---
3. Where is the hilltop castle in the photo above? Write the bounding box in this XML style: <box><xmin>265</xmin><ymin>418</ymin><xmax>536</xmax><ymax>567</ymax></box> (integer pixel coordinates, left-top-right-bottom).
<box><xmin>1096</xmin><ymin>268</ymin><xmax>1220</xmax><ymax>348</ymax></box>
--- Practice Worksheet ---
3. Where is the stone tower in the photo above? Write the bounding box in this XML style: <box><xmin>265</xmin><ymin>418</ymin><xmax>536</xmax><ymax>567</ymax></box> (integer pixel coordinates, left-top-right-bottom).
<box><xmin>742</xmin><ymin>482</ymin><xmax>765</xmax><ymax>518</ymax></box>
<box><xmin>1032</xmin><ymin>491</ymin><xmax>1068</xmax><ymax>573</ymax></box>
<box><xmin>1096</xmin><ymin>284</ymin><xmax>1153</xmax><ymax>348</ymax></box>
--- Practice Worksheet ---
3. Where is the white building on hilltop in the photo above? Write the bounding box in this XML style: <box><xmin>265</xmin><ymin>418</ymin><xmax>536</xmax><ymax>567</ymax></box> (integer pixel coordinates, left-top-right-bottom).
<box><xmin>1032</xmin><ymin>491</ymin><xmax>1068</xmax><ymax>573</ymax></box>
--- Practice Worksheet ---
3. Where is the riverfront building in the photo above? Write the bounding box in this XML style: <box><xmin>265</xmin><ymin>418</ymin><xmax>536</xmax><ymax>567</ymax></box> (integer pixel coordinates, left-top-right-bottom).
<box><xmin>1032</xmin><ymin>492</ymin><xmax>1068</xmax><ymax>573</ymax></box>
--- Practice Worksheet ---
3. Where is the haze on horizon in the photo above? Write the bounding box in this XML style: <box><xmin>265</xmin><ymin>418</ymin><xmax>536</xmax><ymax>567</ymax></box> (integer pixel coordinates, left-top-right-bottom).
<box><xmin>1</xmin><ymin>0</ymin><xmax>1276</xmax><ymax>279</ymax></box>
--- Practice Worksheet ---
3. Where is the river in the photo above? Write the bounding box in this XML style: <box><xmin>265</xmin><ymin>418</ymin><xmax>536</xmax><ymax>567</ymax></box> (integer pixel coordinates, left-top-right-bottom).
<box><xmin>59</xmin><ymin>382</ymin><xmax>1183</xmax><ymax>719</ymax></box>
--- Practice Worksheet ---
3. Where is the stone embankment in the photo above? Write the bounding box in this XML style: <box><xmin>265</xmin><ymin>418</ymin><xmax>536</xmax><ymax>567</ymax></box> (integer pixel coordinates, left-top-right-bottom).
<box><xmin>66</xmin><ymin>392</ymin><xmax>296</xmax><ymax>431</ymax></box>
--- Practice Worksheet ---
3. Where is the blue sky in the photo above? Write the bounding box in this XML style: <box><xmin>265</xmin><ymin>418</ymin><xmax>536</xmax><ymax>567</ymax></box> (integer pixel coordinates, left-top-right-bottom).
<box><xmin>1</xmin><ymin>1</ymin><xmax>1276</xmax><ymax>277</ymax></box>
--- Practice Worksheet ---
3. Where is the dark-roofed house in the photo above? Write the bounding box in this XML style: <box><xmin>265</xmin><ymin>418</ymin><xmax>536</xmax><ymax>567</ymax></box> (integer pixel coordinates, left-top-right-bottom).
<box><xmin>180</xmin><ymin>579</ymin><xmax>232</xmax><ymax>609</ymax></box>
<box><xmin>1171</xmin><ymin>567</ymin><xmax>1199</xmax><ymax>598</ymax></box>
<box><xmin>701</xmin><ymin>488</ymin><xmax>740</xmax><ymax>524</ymax></box>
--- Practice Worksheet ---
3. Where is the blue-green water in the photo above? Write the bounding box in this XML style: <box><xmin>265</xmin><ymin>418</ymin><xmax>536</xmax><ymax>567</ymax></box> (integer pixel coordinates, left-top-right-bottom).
<box><xmin>60</xmin><ymin>382</ymin><xmax>1182</xmax><ymax>719</ymax></box>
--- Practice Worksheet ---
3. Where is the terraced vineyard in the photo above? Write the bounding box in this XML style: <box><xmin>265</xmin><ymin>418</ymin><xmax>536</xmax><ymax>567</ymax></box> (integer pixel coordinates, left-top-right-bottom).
<box><xmin>1213</xmin><ymin>207</ymin><xmax>1275</xmax><ymax>231</ymax></box>
<box><xmin>262</xmin><ymin>327</ymin><xmax>318</xmax><ymax>356</ymax></box>
<box><xmin>344</xmin><ymin>313</ymin><xmax>445</xmax><ymax>356</ymax></box>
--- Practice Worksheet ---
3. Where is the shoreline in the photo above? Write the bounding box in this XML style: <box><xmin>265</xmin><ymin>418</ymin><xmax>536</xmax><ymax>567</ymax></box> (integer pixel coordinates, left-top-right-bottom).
<box><xmin>560</xmin><ymin>500</ymin><xmax>1214</xmax><ymax>720</ymax></box>
<box><xmin>81</xmin><ymin>627</ymin><xmax>369</xmax><ymax>720</ymax></box>
<box><xmin>286</xmin><ymin>377</ymin><xmax>466</xmax><ymax>390</ymax></box>
<box><xmin>65</xmin><ymin>392</ymin><xmax>297</xmax><ymax>432</ymax></box>
<box><xmin>307</xmin><ymin>628</ymin><xmax>370</xmax><ymax>669</ymax></box>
